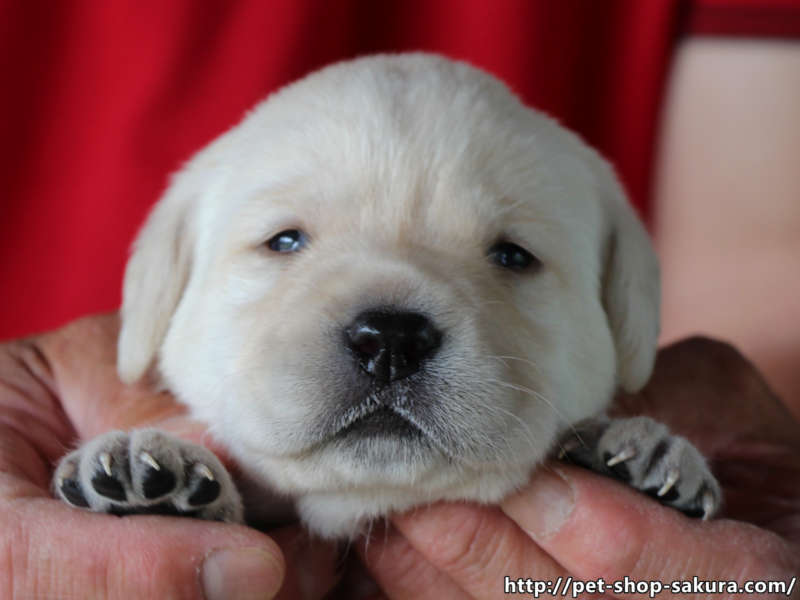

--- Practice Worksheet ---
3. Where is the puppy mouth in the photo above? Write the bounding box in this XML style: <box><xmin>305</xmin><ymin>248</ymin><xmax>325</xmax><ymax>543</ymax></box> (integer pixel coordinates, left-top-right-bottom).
<box><xmin>336</xmin><ymin>405</ymin><xmax>424</xmax><ymax>440</ymax></box>
<box><xmin>313</xmin><ymin>382</ymin><xmax>462</xmax><ymax>461</ymax></box>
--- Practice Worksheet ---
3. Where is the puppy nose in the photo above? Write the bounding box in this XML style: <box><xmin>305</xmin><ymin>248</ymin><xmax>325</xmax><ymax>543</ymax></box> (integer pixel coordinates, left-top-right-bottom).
<box><xmin>345</xmin><ymin>310</ymin><xmax>442</xmax><ymax>385</ymax></box>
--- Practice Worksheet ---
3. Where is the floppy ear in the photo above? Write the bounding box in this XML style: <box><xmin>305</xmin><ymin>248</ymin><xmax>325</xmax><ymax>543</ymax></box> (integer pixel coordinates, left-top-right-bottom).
<box><xmin>117</xmin><ymin>172</ymin><xmax>198</xmax><ymax>384</ymax></box>
<box><xmin>597</xmin><ymin>165</ymin><xmax>661</xmax><ymax>393</ymax></box>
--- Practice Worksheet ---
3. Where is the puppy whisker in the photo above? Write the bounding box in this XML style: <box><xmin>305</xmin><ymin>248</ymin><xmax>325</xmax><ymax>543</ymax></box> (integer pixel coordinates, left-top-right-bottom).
<box><xmin>484</xmin><ymin>377</ymin><xmax>585</xmax><ymax>456</ymax></box>
<box><xmin>486</xmin><ymin>378</ymin><xmax>577</xmax><ymax>434</ymax></box>
<box><xmin>478</xmin><ymin>401</ymin><xmax>540</xmax><ymax>457</ymax></box>
<box><xmin>485</xmin><ymin>353</ymin><xmax>542</xmax><ymax>374</ymax></box>
<box><xmin>483</xmin><ymin>378</ymin><xmax>563</xmax><ymax>422</ymax></box>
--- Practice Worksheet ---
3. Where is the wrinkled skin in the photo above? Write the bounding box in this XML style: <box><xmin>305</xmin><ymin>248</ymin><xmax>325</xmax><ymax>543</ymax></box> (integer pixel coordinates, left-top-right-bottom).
<box><xmin>1</xmin><ymin>314</ymin><xmax>798</xmax><ymax>599</ymax></box>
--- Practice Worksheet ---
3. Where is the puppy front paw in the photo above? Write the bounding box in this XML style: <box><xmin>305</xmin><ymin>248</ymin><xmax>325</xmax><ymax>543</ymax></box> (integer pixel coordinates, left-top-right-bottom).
<box><xmin>53</xmin><ymin>429</ymin><xmax>243</xmax><ymax>523</ymax></box>
<box><xmin>559</xmin><ymin>416</ymin><xmax>721</xmax><ymax>519</ymax></box>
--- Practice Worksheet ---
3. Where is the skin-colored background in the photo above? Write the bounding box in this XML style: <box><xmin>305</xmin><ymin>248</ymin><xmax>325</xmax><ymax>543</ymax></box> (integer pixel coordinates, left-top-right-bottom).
<box><xmin>654</xmin><ymin>38</ymin><xmax>800</xmax><ymax>418</ymax></box>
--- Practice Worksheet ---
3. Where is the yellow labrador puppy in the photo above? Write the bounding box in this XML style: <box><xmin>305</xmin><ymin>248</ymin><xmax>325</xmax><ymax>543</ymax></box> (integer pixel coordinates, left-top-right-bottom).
<box><xmin>54</xmin><ymin>54</ymin><xmax>720</xmax><ymax>538</ymax></box>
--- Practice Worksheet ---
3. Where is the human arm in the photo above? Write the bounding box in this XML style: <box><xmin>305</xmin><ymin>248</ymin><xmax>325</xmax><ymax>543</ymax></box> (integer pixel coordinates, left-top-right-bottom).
<box><xmin>654</xmin><ymin>37</ymin><xmax>800</xmax><ymax>420</ymax></box>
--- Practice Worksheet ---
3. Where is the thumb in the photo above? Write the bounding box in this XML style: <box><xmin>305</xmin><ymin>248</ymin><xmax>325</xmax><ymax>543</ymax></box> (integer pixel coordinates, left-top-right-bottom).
<box><xmin>501</xmin><ymin>464</ymin><xmax>797</xmax><ymax>594</ymax></box>
<box><xmin>1</xmin><ymin>498</ymin><xmax>285</xmax><ymax>600</ymax></box>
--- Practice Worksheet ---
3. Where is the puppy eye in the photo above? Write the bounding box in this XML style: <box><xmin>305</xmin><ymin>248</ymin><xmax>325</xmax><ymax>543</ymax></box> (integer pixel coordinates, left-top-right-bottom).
<box><xmin>488</xmin><ymin>241</ymin><xmax>541</xmax><ymax>271</ymax></box>
<box><xmin>266</xmin><ymin>229</ymin><xmax>307</xmax><ymax>253</ymax></box>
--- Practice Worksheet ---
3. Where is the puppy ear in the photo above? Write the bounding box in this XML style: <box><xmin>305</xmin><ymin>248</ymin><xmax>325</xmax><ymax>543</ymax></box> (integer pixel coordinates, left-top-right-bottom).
<box><xmin>117</xmin><ymin>172</ymin><xmax>197</xmax><ymax>384</ymax></box>
<box><xmin>598</xmin><ymin>165</ymin><xmax>660</xmax><ymax>393</ymax></box>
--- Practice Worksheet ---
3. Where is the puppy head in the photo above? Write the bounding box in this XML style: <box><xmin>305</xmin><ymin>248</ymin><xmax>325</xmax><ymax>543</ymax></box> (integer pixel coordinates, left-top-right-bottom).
<box><xmin>118</xmin><ymin>54</ymin><xmax>659</xmax><ymax>536</ymax></box>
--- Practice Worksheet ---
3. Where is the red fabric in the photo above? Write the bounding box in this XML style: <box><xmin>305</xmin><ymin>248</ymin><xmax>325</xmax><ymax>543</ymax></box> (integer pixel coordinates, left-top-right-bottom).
<box><xmin>688</xmin><ymin>0</ymin><xmax>800</xmax><ymax>37</ymax></box>
<box><xmin>0</xmin><ymin>0</ymin><xmax>795</xmax><ymax>339</ymax></box>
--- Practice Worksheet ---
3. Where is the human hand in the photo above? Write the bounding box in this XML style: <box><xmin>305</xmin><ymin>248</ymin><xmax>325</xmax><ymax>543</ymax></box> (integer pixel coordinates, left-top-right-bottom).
<box><xmin>0</xmin><ymin>313</ymin><xmax>340</xmax><ymax>600</ymax></box>
<box><xmin>359</xmin><ymin>337</ymin><xmax>800</xmax><ymax>599</ymax></box>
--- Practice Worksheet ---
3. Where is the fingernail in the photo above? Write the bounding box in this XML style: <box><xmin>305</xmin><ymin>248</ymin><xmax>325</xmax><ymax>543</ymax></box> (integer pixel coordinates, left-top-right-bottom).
<box><xmin>202</xmin><ymin>547</ymin><xmax>284</xmax><ymax>600</ymax></box>
<box><xmin>502</xmin><ymin>467</ymin><xmax>575</xmax><ymax>540</ymax></box>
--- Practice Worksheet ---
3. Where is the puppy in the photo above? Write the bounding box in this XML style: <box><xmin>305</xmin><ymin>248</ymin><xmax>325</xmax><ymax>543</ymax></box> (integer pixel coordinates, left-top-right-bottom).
<box><xmin>54</xmin><ymin>53</ymin><xmax>720</xmax><ymax>538</ymax></box>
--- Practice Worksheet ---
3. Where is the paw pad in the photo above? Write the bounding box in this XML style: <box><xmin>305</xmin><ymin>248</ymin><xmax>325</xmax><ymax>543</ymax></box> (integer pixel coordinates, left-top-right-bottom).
<box><xmin>560</xmin><ymin>416</ymin><xmax>722</xmax><ymax>519</ymax></box>
<box><xmin>53</xmin><ymin>429</ymin><xmax>243</xmax><ymax>523</ymax></box>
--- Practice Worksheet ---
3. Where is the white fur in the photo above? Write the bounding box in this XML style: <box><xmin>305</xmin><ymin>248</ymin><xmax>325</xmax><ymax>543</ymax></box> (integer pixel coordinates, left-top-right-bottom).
<box><xmin>117</xmin><ymin>53</ymin><xmax>659</xmax><ymax>538</ymax></box>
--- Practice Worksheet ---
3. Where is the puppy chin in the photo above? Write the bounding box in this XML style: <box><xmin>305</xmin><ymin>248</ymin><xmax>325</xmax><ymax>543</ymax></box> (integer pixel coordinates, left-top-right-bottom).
<box><xmin>223</xmin><ymin>413</ymin><xmax>554</xmax><ymax>539</ymax></box>
<box><xmin>277</xmin><ymin>450</ymin><xmax>536</xmax><ymax>539</ymax></box>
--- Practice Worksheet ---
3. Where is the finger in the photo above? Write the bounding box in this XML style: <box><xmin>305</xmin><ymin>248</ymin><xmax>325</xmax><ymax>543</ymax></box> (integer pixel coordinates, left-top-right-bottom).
<box><xmin>358</xmin><ymin>521</ymin><xmax>467</xmax><ymax>599</ymax></box>
<box><xmin>0</xmin><ymin>338</ymin><xmax>78</xmax><ymax>467</ymax></box>
<box><xmin>382</xmin><ymin>499</ymin><xmax>570</xmax><ymax>598</ymax></box>
<box><xmin>36</xmin><ymin>314</ymin><xmax>187</xmax><ymax>437</ymax></box>
<box><xmin>613</xmin><ymin>337</ymin><xmax>800</xmax><ymax>451</ymax></box>
<box><xmin>502</xmin><ymin>463</ymin><xmax>799</xmax><ymax>593</ymax></box>
<box><xmin>0</xmin><ymin>497</ymin><xmax>286</xmax><ymax>600</ymax></box>
<box><xmin>270</xmin><ymin>524</ymin><xmax>341</xmax><ymax>600</ymax></box>
<box><xmin>7</xmin><ymin>316</ymin><xmax>234</xmax><ymax>471</ymax></box>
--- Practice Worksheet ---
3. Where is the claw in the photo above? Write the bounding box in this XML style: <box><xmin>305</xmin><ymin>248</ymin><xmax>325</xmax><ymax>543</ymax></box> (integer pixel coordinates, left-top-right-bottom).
<box><xmin>701</xmin><ymin>489</ymin><xmax>716</xmax><ymax>520</ymax></box>
<box><xmin>194</xmin><ymin>463</ymin><xmax>215</xmax><ymax>481</ymax></box>
<box><xmin>658</xmin><ymin>469</ymin><xmax>680</xmax><ymax>497</ymax></box>
<box><xmin>139</xmin><ymin>451</ymin><xmax>161</xmax><ymax>471</ymax></box>
<box><xmin>557</xmin><ymin>437</ymin><xmax>581</xmax><ymax>459</ymax></box>
<box><xmin>606</xmin><ymin>446</ymin><xmax>636</xmax><ymax>467</ymax></box>
<box><xmin>59</xmin><ymin>460</ymin><xmax>77</xmax><ymax>480</ymax></box>
<box><xmin>99</xmin><ymin>452</ymin><xmax>113</xmax><ymax>477</ymax></box>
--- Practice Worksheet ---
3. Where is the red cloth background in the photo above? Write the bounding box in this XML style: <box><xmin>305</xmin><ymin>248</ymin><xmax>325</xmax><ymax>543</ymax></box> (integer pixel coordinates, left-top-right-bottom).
<box><xmin>0</xmin><ymin>0</ymin><xmax>796</xmax><ymax>340</ymax></box>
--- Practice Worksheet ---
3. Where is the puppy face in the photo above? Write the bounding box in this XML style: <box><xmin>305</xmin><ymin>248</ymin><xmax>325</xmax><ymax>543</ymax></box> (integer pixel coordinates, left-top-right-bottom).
<box><xmin>118</xmin><ymin>54</ymin><xmax>659</xmax><ymax>537</ymax></box>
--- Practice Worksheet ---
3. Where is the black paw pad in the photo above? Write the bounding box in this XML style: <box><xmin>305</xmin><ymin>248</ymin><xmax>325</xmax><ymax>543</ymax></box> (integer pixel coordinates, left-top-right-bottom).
<box><xmin>108</xmin><ymin>502</ymin><xmax>200</xmax><ymax>518</ymax></box>
<box><xmin>60</xmin><ymin>478</ymin><xmax>90</xmax><ymax>507</ymax></box>
<box><xmin>91</xmin><ymin>473</ymin><xmax>127</xmax><ymax>501</ymax></box>
<box><xmin>644</xmin><ymin>486</ymin><xmax>680</xmax><ymax>503</ymax></box>
<box><xmin>644</xmin><ymin>440</ymin><xmax>670</xmax><ymax>478</ymax></box>
<box><xmin>603</xmin><ymin>452</ymin><xmax>632</xmax><ymax>482</ymax></box>
<box><xmin>188</xmin><ymin>475</ymin><xmax>221</xmax><ymax>506</ymax></box>
<box><xmin>680</xmin><ymin>506</ymin><xmax>705</xmax><ymax>519</ymax></box>
<box><xmin>142</xmin><ymin>466</ymin><xmax>176</xmax><ymax>499</ymax></box>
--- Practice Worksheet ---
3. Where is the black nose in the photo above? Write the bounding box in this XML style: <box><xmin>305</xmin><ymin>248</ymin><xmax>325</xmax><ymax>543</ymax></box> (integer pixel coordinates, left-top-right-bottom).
<box><xmin>345</xmin><ymin>310</ymin><xmax>442</xmax><ymax>385</ymax></box>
